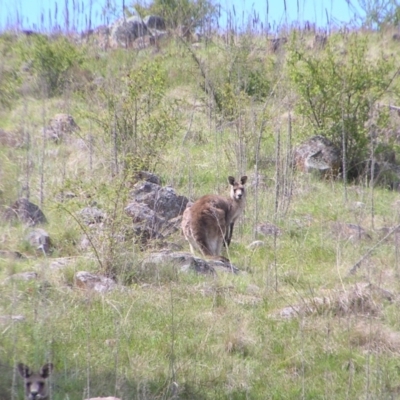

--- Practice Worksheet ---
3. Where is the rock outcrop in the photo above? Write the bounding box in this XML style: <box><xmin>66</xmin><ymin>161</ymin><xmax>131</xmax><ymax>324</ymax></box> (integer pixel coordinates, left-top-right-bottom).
<box><xmin>3</xmin><ymin>198</ymin><xmax>47</xmax><ymax>226</ymax></box>
<box><xmin>293</xmin><ymin>135</ymin><xmax>341</xmax><ymax>178</ymax></box>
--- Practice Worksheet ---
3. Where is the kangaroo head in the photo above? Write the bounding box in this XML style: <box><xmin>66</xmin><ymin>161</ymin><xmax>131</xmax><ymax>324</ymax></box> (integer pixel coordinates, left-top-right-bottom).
<box><xmin>18</xmin><ymin>363</ymin><xmax>53</xmax><ymax>400</ymax></box>
<box><xmin>228</xmin><ymin>176</ymin><xmax>247</xmax><ymax>201</ymax></box>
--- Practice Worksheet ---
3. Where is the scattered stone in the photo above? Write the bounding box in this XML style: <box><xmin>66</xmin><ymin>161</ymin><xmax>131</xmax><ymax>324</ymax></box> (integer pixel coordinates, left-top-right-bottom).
<box><xmin>3</xmin><ymin>198</ymin><xmax>47</xmax><ymax>226</ymax></box>
<box><xmin>350</xmin><ymin>201</ymin><xmax>365</xmax><ymax>210</ymax></box>
<box><xmin>293</xmin><ymin>135</ymin><xmax>341</xmax><ymax>178</ymax></box>
<box><xmin>246</xmin><ymin>284</ymin><xmax>260</xmax><ymax>294</ymax></box>
<box><xmin>333</xmin><ymin>283</ymin><xmax>385</xmax><ymax>317</ymax></box>
<box><xmin>0</xmin><ymin>250</ymin><xmax>25</xmax><ymax>260</ymax></box>
<box><xmin>248</xmin><ymin>172</ymin><xmax>268</xmax><ymax>189</ymax></box>
<box><xmin>55</xmin><ymin>191</ymin><xmax>77</xmax><ymax>202</ymax></box>
<box><xmin>25</xmin><ymin>228</ymin><xmax>52</xmax><ymax>254</ymax></box>
<box><xmin>79</xmin><ymin>207</ymin><xmax>105</xmax><ymax>225</ymax></box>
<box><xmin>331</xmin><ymin>222</ymin><xmax>371</xmax><ymax>242</ymax></box>
<box><xmin>256</xmin><ymin>222</ymin><xmax>282</xmax><ymax>237</ymax></box>
<box><xmin>134</xmin><ymin>171</ymin><xmax>161</xmax><ymax>185</ymax></box>
<box><xmin>49</xmin><ymin>258</ymin><xmax>75</xmax><ymax>270</ymax></box>
<box><xmin>0</xmin><ymin>128</ymin><xmax>23</xmax><ymax>147</ymax></box>
<box><xmin>0</xmin><ymin>315</ymin><xmax>25</xmax><ymax>324</ymax></box>
<box><xmin>393</xmin><ymin>33</ymin><xmax>400</xmax><ymax>41</ymax></box>
<box><xmin>5</xmin><ymin>271</ymin><xmax>38</xmax><ymax>282</ymax></box>
<box><xmin>247</xmin><ymin>240</ymin><xmax>264</xmax><ymax>249</ymax></box>
<box><xmin>141</xmin><ymin>250</ymin><xmax>240</xmax><ymax>275</ymax></box>
<box><xmin>377</xmin><ymin>225</ymin><xmax>400</xmax><ymax>245</ymax></box>
<box><xmin>74</xmin><ymin>271</ymin><xmax>117</xmax><ymax>293</ymax></box>
<box><xmin>279</xmin><ymin>305</ymin><xmax>301</xmax><ymax>319</ymax></box>
<box><xmin>350</xmin><ymin>320</ymin><xmax>400</xmax><ymax>354</ymax></box>
<box><xmin>85</xmin><ymin>397</ymin><xmax>121</xmax><ymax>400</ymax></box>
<box><xmin>44</xmin><ymin>113</ymin><xmax>80</xmax><ymax>142</ymax></box>
<box><xmin>275</xmin><ymin>282</ymin><xmax>391</xmax><ymax>320</ymax></box>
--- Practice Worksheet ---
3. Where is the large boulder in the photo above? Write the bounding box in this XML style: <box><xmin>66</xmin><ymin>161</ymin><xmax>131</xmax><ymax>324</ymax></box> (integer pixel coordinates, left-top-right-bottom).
<box><xmin>143</xmin><ymin>15</ymin><xmax>166</xmax><ymax>31</ymax></box>
<box><xmin>293</xmin><ymin>135</ymin><xmax>341</xmax><ymax>178</ymax></box>
<box><xmin>110</xmin><ymin>16</ymin><xmax>148</xmax><ymax>48</ymax></box>
<box><xmin>3</xmin><ymin>198</ymin><xmax>47</xmax><ymax>226</ymax></box>
<box><xmin>130</xmin><ymin>181</ymin><xmax>189</xmax><ymax>220</ymax></box>
<box><xmin>125</xmin><ymin>179</ymin><xmax>189</xmax><ymax>245</ymax></box>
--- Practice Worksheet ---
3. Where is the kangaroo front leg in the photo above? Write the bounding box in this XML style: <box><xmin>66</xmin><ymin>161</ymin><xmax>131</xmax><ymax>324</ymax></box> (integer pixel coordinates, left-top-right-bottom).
<box><xmin>224</xmin><ymin>222</ymin><xmax>234</xmax><ymax>247</ymax></box>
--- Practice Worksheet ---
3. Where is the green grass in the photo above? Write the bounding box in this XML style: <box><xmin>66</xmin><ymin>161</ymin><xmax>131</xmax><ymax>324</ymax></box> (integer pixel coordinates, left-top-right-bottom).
<box><xmin>2</xmin><ymin>25</ymin><xmax>400</xmax><ymax>400</ymax></box>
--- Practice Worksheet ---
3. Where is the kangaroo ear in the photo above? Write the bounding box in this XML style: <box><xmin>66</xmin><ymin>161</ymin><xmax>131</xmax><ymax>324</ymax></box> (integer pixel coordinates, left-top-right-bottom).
<box><xmin>18</xmin><ymin>363</ymin><xmax>31</xmax><ymax>378</ymax></box>
<box><xmin>40</xmin><ymin>363</ymin><xmax>53</xmax><ymax>378</ymax></box>
<box><xmin>228</xmin><ymin>176</ymin><xmax>235</xmax><ymax>185</ymax></box>
<box><xmin>240</xmin><ymin>176</ymin><xmax>248</xmax><ymax>184</ymax></box>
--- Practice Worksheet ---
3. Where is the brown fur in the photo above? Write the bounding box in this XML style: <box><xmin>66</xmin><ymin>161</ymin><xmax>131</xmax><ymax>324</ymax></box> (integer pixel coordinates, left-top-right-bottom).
<box><xmin>182</xmin><ymin>176</ymin><xmax>247</xmax><ymax>259</ymax></box>
<box><xmin>18</xmin><ymin>363</ymin><xmax>53</xmax><ymax>400</ymax></box>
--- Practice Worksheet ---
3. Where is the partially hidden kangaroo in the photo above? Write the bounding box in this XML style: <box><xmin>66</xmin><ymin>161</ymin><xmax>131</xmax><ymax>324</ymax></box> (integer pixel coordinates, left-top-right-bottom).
<box><xmin>182</xmin><ymin>176</ymin><xmax>247</xmax><ymax>259</ymax></box>
<box><xmin>18</xmin><ymin>363</ymin><xmax>53</xmax><ymax>400</ymax></box>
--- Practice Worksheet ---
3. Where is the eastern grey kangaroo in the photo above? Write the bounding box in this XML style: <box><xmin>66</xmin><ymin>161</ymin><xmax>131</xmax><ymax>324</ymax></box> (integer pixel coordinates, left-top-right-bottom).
<box><xmin>182</xmin><ymin>176</ymin><xmax>247</xmax><ymax>259</ymax></box>
<box><xmin>18</xmin><ymin>363</ymin><xmax>53</xmax><ymax>400</ymax></box>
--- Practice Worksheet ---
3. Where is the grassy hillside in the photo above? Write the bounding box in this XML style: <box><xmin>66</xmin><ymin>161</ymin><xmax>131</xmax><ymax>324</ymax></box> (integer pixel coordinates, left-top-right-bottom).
<box><xmin>1</xmin><ymin>22</ymin><xmax>400</xmax><ymax>399</ymax></box>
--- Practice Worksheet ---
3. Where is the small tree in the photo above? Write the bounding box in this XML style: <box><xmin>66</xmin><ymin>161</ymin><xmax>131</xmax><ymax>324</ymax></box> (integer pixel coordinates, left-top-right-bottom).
<box><xmin>132</xmin><ymin>0</ymin><xmax>217</xmax><ymax>31</ymax></box>
<box><xmin>355</xmin><ymin>0</ymin><xmax>400</xmax><ymax>29</ymax></box>
<box><xmin>18</xmin><ymin>34</ymin><xmax>83</xmax><ymax>97</ymax></box>
<box><xmin>88</xmin><ymin>57</ymin><xmax>180</xmax><ymax>177</ymax></box>
<box><xmin>287</xmin><ymin>33</ymin><xmax>394</xmax><ymax>178</ymax></box>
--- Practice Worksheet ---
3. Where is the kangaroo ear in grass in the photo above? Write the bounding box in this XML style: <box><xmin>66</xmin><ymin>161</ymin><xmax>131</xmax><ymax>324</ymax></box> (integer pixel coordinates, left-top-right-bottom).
<box><xmin>40</xmin><ymin>363</ymin><xmax>54</xmax><ymax>378</ymax></box>
<box><xmin>18</xmin><ymin>362</ymin><xmax>53</xmax><ymax>400</ymax></box>
<box><xmin>17</xmin><ymin>363</ymin><xmax>32</xmax><ymax>378</ymax></box>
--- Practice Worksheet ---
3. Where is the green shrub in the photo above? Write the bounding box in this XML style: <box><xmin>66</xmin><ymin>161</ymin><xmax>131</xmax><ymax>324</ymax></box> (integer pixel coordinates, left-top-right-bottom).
<box><xmin>18</xmin><ymin>35</ymin><xmax>83</xmax><ymax>97</ymax></box>
<box><xmin>133</xmin><ymin>0</ymin><xmax>217</xmax><ymax>30</ymax></box>
<box><xmin>89</xmin><ymin>57</ymin><xmax>180</xmax><ymax>176</ymax></box>
<box><xmin>287</xmin><ymin>33</ymin><xmax>394</xmax><ymax>178</ymax></box>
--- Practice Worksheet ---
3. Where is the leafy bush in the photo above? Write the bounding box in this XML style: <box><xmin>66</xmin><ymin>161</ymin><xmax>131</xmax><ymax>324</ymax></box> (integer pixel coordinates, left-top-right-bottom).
<box><xmin>0</xmin><ymin>67</ymin><xmax>20</xmax><ymax>109</ymax></box>
<box><xmin>89</xmin><ymin>57</ymin><xmax>180</xmax><ymax>176</ymax></box>
<box><xmin>287</xmin><ymin>33</ymin><xmax>394</xmax><ymax>178</ymax></box>
<box><xmin>133</xmin><ymin>0</ymin><xmax>217</xmax><ymax>30</ymax></box>
<box><xmin>18</xmin><ymin>34</ymin><xmax>83</xmax><ymax>97</ymax></box>
<box><xmin>0</xmin><ymin>34</ymin><xmax>21</xmax><ymax>109</ymax></box>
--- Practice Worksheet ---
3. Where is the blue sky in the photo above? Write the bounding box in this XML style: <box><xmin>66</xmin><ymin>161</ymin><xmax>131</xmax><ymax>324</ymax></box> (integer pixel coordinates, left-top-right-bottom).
<box><xmin>0</xmin><ymin>0</ymin><xmax>364</xmax><ymax>32</ymax></box>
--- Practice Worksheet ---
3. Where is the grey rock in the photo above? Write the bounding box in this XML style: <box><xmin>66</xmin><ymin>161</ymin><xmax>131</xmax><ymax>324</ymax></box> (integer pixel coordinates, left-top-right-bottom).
<box><xmin>75</xmin><ymin>271</ymin><xmax>117</xmax><ymax>293</ymax></box>
<box><xmin>143</xmin><ymin>15</ymin><xmax>166</xmax><ymax>30</ymax></box>
<box><xmin>130</xmin><ymin>181</ymin><xmax>188</xmax><ymax>220</ymax></box>
<box><xmin>331</xmin><ymin>222</ymin><xmax>371</xmax><ymax>242</ymax></box>
<box><xmin>6</xmin><ymin>271</ymin><xmax>38</xmax><ymax>282</ymax></box>
<box><xmin>111</xmin><ymin>16</ymin><xmax>148</xmax><ymax>47</ymax></box>
<box><xmin>44</xmin><ymin>113</ymin><xmax>80</xmax><ymax>142</ymax></box>
<box><xmin>293</xmin><ymin>135</ymin><xmax>341</xmax><ymax>178</ymax></box>
<box><xmin>0</xmin><ymin>250</ymin><xmax>25</xmax><ymax>260</ymax></box>
<box><xmin>3</xmin><ymin>198</ymin><xmax>47</xmax><ymax>226</ymax></box>
<box><xmin>141</xmin><ymin>250</ymin><xmax>240</xmax><ymax>275</ymax></box>
<box><xmin>126</xmin><ymin>181</ymin><xmax>188</xmax><ymax>245</ymax></box>
<box><xmin>256</xmin><ymin>222</ymin><xmax>282</xmax><ymax>237</ymax></box>
<box><xmin>25</xmin><ymin>228</ymin><xmax>52</xmax><ymax>254</ymax></box>
<box><xmin>79</xmin><ymin>207</ymin><xmax>105</xmax><ymax>225</ymax></box>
